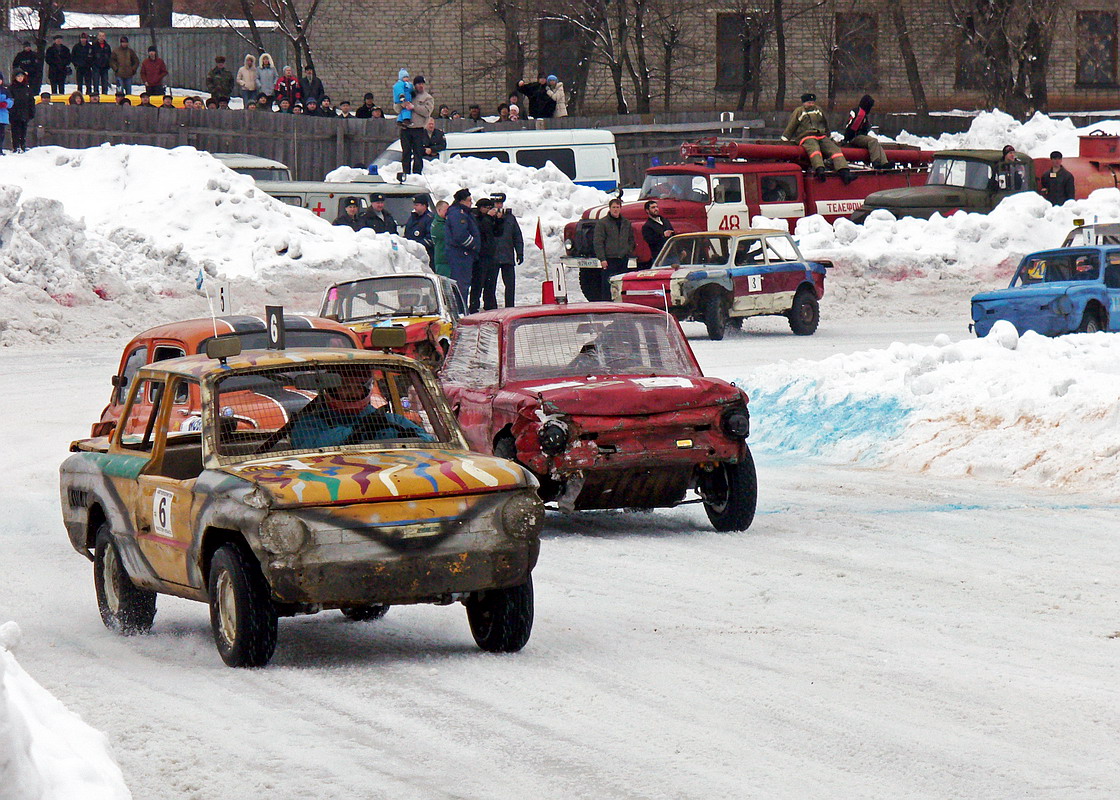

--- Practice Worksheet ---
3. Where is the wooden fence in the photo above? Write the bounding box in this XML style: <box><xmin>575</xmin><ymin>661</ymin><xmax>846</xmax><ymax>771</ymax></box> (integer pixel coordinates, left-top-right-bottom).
<box><xmin>2</xmin><ymin>27</ymin><xmax>293</xmax><ymax>94</ymax></box>
<box><xmin>30</xmin><ymin>105</ymin><xmax>763</xmax><ymax>185</ymax></box>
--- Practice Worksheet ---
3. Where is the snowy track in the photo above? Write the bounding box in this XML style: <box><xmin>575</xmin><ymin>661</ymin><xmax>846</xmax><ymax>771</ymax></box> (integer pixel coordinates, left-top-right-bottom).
<box><xmin>5</xmin><ymin>320</ymin><xmax>1120</xmax><ymax>799</ymax></box>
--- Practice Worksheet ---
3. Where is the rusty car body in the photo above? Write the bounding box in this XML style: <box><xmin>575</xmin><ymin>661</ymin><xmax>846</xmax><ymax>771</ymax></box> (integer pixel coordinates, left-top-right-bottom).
<box><xmin>438</xmin><ymin>302</ymin><xmax>757</xmax><ymax>531</ymax></box>
<box><xmin>61</xmin><ymin>346</ymin><xmax>543</xmax><ymax>667</ymax></box>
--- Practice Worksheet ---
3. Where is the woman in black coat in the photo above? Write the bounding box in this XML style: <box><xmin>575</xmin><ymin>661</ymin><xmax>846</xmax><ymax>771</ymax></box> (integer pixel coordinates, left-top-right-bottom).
<box><xmin>8</xmin><ymin>70</ymin><xmax>35</xmax><ymax>152</ymax></box>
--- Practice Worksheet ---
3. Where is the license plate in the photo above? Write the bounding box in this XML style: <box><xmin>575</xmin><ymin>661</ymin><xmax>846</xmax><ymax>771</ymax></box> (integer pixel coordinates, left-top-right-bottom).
<box><xmin>398</xmin><ymin>522</ymin><xmax>443</xmax><ymax>539</ymax></box>
<box><xmin>562</xmin><ymin>257</ymin><xmax>601</xmax><ymax>269</ymax></box>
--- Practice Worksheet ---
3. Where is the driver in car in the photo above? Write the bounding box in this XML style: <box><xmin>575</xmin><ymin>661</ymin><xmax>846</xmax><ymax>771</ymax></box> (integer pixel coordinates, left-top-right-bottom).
<box><xmin>290</xmin><ymin>370</ymin><xmax>432</xmax><ymax>449</ymax></box>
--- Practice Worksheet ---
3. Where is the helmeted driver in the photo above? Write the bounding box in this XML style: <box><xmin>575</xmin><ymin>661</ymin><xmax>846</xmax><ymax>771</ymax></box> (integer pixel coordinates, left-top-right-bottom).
<box><xmin>290</xmin><ymin>369</ymin><xmax>432</xmax><ymax>449</ymax></box>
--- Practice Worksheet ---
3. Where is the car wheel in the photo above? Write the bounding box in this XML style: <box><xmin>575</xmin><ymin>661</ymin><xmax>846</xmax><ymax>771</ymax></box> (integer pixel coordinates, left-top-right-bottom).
<box><xmin>94</xmin><ymin>523</ymin><xmax>156</xmax><ymax>635</ymax></box>
<box><xmin>701</xmin><ymin>289</ymin><xmax>730</xmax><ymax>341</ymax></box>
<box><xmin>1078</xmin><ymin>309</ymin><xmax>1103</xmax><ymax>333</ymax></box>
<box><xmin>340</xmin><ymin>605</ymin><xmax>390</xmax><ymax>621</ymax></box>
<box><xmin>208</xmin><ymin>543</ymin><xmax>278</xmax><ymax>668</ymax></box>
<box><xmin>788</xmin><ymin>287</ymin><xmax>820</xmax><ymax>336</ymax></box>
<box><xmin>579</xmin><ymin>268</ymin><xmax>607</xmax><ymax>303</ymax></box>
<box><xmin>466</xmin><ymin>575</ymin><xmax>534</xmax><ymax>653</ymax></box>
<box><xmin>698</xmin><ymin>449</ymin><xmax>758</xmax><ymax>532</ymax></box>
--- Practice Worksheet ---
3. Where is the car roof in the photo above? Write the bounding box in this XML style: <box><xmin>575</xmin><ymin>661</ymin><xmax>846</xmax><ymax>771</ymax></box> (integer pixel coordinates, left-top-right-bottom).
<box><xmin>259</xmin><ymin>180</ymin><xmax>427</xmax><ymax>194</ymax></box>
<box><xmin>463</xmin><ymin>302</ymin><xmax>671</xmax><ymax>324</ymax></box>
<box><xmin>329</xmin><ymin>272</ymin><xmax>440</xmax><ymax>287</ymax></box>
<box><xmin>212</xmin><ymin>152</ymin><xmax>289</xmax><ymax>170</ymax></box>
<box><xmin>138</xmin><ymin>348</ymin><xmax>418</xmax><ymax>380</ymax></box>
<box><xmin>127</xmin><ymin>315</ymin><xmax>358</xmax><ymax>351</ymax></box>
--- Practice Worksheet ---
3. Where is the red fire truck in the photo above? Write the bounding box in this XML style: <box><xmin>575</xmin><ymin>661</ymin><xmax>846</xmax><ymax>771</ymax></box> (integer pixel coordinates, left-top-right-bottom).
<box><xmin>562</xmin><ymin>139</ymin><xmax>933</xmax><ymax>300</ymax></box>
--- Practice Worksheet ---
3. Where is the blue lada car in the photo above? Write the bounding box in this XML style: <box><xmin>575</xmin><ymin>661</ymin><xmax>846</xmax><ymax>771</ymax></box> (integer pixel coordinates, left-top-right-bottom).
<box><xmin>971</xmin><ymin>245</ymin><xmax>1120</xmax><ymax>337</ymax></box>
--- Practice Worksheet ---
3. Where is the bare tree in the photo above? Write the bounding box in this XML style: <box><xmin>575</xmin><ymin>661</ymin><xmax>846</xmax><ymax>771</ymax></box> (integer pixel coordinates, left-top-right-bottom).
<box><xmin>7</xmin><ymin>1</ymin><xmax>56</xmax><ymax>88</ymax></box>
<box><xmin>259</xmin><ymin>0</ymin><xmax>323</xmax><ymax>73</ymax></box>
<box><xmin>137</xmin><ymin>0</ymin><xmax>173</xmax><ymax>27</ymax></box>
<box><xmin>543</xmin><ymin>0</ymin><xmax>633</xmax><ymax>114</ymax></box>
<box><xmin>946</xmin><ymin>0</ymin><xmax>1063</xmax><ymax>117</ymax></box>
<box><xmin>647</xmin><ymin>0</ymin><xmax>705</xmax><ymax>112</ymax></box>
<box><xmin>888</xmin><ymin>1</ymin><xmax>928</xmax><ymax>116</ymax></box>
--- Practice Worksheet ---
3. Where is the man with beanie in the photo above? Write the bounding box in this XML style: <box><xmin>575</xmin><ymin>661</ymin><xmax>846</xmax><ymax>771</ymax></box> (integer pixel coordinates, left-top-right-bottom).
<box><xmin>140</xmin><ymin>46</ymin><xmax>168</xmax><ymax>97</ymax></box>
<box><xmin>1041</xmin><ymin>151</ymin><xmax>1075</xmax><ymax>205</ymax></box>
<box><xmin>72</xmin><ymin>33</ymin><xmax>95</xmax><ymax>95</ymax></box>
<box><xmin>45</xmin><ymin>35</ymin><xmax>71</xmax><ymax>96</ymax></box>
<box><xmin>401</xmin><ymin>75</ymin><xmax>434</xmax><ymax>175</ymax></box>
<box><xmin>12</xmin><ymin>42</ymin><xmax>41</xmax><ymax>90</ymax></box>
<box><xmin>841</xmin><ymin>94</ymin><xmax>889</xmax><ymax>168</ymax></box>
<box><xmin>782</xmin><ymin>93</ymin><xmax>855</xmax><ymax>184</ymax></box>
<box><xmin>110</xmin><ymin>36</ymin><xmax>139</xmax><ymax>96</ymax></box>
<box><xmin>445</xmin><ymin>188</ymin><xmax>480</xmax><ymax>300</ymax></box>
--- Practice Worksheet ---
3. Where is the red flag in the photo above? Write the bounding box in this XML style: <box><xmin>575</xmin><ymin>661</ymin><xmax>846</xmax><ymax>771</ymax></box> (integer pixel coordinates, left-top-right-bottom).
<box><xmin>534</xmin><ymin>218</ymin><xmax>544</xmax><ymax>250</ymax></box>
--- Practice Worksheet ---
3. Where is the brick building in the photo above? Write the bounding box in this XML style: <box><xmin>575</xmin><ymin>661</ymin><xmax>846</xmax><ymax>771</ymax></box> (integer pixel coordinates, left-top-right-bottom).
<box><xmin>304</xmin><ymin>0</ymin><xmax>1120</xmax><ymax>117</ymax></box>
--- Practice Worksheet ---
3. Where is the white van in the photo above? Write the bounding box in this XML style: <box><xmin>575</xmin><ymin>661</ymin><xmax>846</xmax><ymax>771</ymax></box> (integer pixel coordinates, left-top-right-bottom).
<box><xmin>212</xmin><ymin>153</ymin><xmax>293</xmax><ymax>182</ymax></box>
<box><xmin>371</xmin><ymin>129</ymin><xmax>620</xmax><ymax>191</ymax></box>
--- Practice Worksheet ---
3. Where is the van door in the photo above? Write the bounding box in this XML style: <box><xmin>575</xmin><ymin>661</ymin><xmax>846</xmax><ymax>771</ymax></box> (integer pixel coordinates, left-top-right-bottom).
<box><xmin>757</xmin><ymin>173</ymin><xmax>806</xmax><ymax>221</ymax></box>
<box><xmin>306</xmin><ymin>192</ymin><xmax>332</xmax><ymax>218</ymax></box>
<box><xmin>707</xmin><ymin>175</ymin><xmax>749</xmax><ymax>232</ymax></box>
<box><xmin>573</xmin><ymin>146</ymin><xmax>618</xmax><ymax>190</ymax></box>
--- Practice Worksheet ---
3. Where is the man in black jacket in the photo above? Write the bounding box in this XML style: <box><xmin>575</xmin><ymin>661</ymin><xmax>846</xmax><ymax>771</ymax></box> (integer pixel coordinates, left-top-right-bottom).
<box><xmin>12</xmin><ymin>43</ymin><xmax>40</xmax><ymax>90</ymax></box>
<box><xmin>1041</xmin><ymin>151</ymin><xmax>1076</xmax><ymax>206</ymax></box>
<box><xmin>490</xmin><ymin>193</ymin><xmax>523</xmax><ymax>307</ymax></box>
<box><xmin>333</xmin><ymin>197</ymin><xmax>365</xmax><ymax>231</ymax></box>
<box><xmin>516</xmin><ymin>75</ymin><xmax>556</xmax><ymax>119</ymax></box>
<box><xmin>361</xmin><ymin>193</ymin><xmax>398</xmax><ymax>234</ymax></box>
<box><xmin>640</xmin><ymin>199</ymin><xmax>674</xmax><ymax>268</ymax></box>
<box><xmin>422</xmin><ymin>117</ymin><xmax>446</xmax><ymax>161</ymax></box>
<box><xmin>404</xmin><ymin>194</ymin><xmax>435</xmax><ymax>267</ymax></box>
<box><xmin>469</xmin><ymin>198</ymin><xmax>505</xmax><ymax>312</ymax></box>
<box><xmin>45</xmin><ymin>35</ymin><xmax>71</xmax><ymax>95</ymax></box>
<box><xmin>9</xmin><ymin>70</ymin><xmax>36</xmax><ymax>152</ymax></box>
<box><xmin>92</xmin><ymin>31</ymin><xmax>113</xmax><ymax>94</ymax></box>
<box><xmin>71</xmin><ymin>33</ymin><xmax>95</xmax><ymax>94</ymax></box>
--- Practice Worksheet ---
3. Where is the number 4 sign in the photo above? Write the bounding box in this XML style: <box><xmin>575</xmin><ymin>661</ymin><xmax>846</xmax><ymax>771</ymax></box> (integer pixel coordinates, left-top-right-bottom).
<box><xmin>153</xmin><ymin>489</ymin><xmax>174</xmax><ymax>538</ymax></box>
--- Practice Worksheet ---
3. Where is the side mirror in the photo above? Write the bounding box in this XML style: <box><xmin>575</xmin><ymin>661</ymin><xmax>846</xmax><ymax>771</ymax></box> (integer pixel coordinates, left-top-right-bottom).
<box><xmin>111</xmin><ymin>375</ymin><xmax>124</xmax><ymax>388</ymax></box>
<box><xmin>205</xmin><ymin>336</ymin><xmax>242</xmax><ymax>362</ymax></box>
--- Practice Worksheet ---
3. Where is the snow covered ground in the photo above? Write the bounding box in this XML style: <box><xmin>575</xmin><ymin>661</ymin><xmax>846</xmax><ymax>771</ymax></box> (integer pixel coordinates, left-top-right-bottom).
<box><xmin>2</xmin><ymin>112</ymin><xmax>1120</xmax><ymax>797</ymax></box>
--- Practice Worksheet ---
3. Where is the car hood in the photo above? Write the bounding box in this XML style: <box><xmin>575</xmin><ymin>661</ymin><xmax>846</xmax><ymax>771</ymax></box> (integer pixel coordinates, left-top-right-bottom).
<box><xmin>863</xmin><ymin>185</ymin><xmax>985</xmax><ymax>209</ymax></box>
<box><xmin>971</xmin><ymin>284</ymin><xmax>1068</xmax><ymax>304</ymax></box>
<box><xmin>501</xmin><ymin>375</ymin><xmax>743</xmax><ymax>417</ymax></box>
<box><xmin>222</xmin><ymin>450</ymin><xmax>533</xmax><ymax>509</ymax></box>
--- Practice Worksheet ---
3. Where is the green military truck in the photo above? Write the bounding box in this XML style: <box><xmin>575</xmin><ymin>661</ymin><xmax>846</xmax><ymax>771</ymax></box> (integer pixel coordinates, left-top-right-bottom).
<box><xmin>850</xmin><ymin>149</ymin><xmax>1036</xmax><ymax>222</ymax></box>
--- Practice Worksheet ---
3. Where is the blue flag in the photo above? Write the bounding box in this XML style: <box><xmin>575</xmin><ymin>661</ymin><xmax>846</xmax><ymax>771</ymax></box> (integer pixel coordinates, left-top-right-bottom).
<box><xmin>195</xmin><ymin>268</ymin><xmax>205</xmax><ymax>291</ymax></box>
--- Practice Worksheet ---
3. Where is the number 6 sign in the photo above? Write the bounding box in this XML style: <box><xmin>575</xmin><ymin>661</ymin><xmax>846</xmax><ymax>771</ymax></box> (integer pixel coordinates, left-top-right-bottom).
<box><xmin>153</xmin><ymin>489</ymin><xmax>174</xmax><ymax>537</ymax></box>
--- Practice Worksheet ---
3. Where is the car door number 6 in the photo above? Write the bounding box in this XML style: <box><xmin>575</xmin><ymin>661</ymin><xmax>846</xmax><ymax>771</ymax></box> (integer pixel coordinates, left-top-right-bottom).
<box><xmin>153</xmin><ymin>488</ymin><xmax>173</xmax><ymax>537</ymax></box>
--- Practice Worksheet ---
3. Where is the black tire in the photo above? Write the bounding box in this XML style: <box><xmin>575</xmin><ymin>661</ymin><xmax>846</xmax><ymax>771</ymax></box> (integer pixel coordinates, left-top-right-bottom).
<box><xmin>788</xmin><ymin>287</ymin><xmax>820</xmax><ymax>336</ymax></box>
<box><xmin>466</xmin><ymin>575</ymin><xmax>534</xmax><ymax>653</ymax></box>
<box><xmin>494</xmin><ymin>435</ymin><xmax>516</xmax><ymax>460</ymax></box>
<box><xmin>340</xmin><ymin>605</ymin><xmax>390</xmax><ymax>621</ymax></box>
<box><xmin>701</xmin><ymin>289</ymin><xmax>730</xmax><ymax>341</ymax></box>
<box><xmin>1078</xmin><ymin>308</ymin><xmax>1103</xmax><ymax>333</ymax></box>
<box><xmin>208</xmin><ymin>543</ymin><xmax>278</xmax><ymax>668</ymax></box>
<box><xmin>94</xmin><ymin>524</ymin><xmax>156</xmax><ymax>635</ymax></box>
<box><xmin>579</xmin><ymin>267</ymin><xmax>607</xmax><ymax>302</ymax></box>
<box><xmin>698</xmin><ymin>449</ymin><xmax>758</xmax><ymax>532</ymax></box>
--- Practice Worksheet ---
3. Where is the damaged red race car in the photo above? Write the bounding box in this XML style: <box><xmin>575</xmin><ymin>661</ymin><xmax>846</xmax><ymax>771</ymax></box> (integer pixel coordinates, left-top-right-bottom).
<box><xmin>439</xmin><ymin>302</ymin><xmax>756</xmax><ymax>531</ymax></box>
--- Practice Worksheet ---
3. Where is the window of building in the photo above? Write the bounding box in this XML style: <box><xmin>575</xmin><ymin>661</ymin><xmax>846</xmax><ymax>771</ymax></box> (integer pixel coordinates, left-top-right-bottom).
<box><xmin>715</xmin><ymin>14</ymin><xmax>759</xmax><ymax>91</ymax></box>
<box><xmin>539</xmin><ymin>19</ymin><xmax>583</xmax><ymax>98</ymax></box>
<box><xmin>1077</xmin><ymin>11</ymin><xmax>1118</xmax><ymax>86</ymax></box>
<box><xmin>832</xmin><ymin>13</ymin><xmax>877</xmax><ymax>91</ymax></box>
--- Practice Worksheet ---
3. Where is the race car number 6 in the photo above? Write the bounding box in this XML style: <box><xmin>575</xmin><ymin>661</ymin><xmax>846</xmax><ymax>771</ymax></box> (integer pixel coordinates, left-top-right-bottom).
<box><xmin>153</xmin><ymin>488</ymin><xmax>173</xmax><ymax>537</ymax></box>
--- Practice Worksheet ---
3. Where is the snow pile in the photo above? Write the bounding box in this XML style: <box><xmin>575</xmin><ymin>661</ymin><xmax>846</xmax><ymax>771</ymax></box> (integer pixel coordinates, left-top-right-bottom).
<box><xmin>0</xmin><ymin>145</ymin><xmax>426</xmax><ymax>345</ymax></box>
<box><xmin>895</xmin><ymin>109</ymin><xmax>1120</xmax><ymax>158</ymax></box>
<box><xmin>333</xmin><ymin>157</ymin><xmax>612</xmax><ymax>301</ymax></box>
<box><xmin>741</xmin><ymin>327</ymin><xmax>1120</xmax><ymax>496</ymax></box>
<box><xmin>0</xmin><ymin>622</ymin><xmax>131</xmax><ymax>800</ymax></box>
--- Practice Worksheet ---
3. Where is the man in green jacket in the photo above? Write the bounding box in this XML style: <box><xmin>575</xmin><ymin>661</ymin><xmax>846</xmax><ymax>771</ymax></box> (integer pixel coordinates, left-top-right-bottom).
<box><xmin>430</xmin><ymin>200</ymin><xmax>451</xmax><ymax>278</ymax></box>
<box><xmin>781</xmin><ymin>93</ymin><xmax>855</xmax><ymax>184</ymax></box>
<box><xmin>591</xmin><ymin>197</ymin><xmax>635</xmax><ymax>302</ymax></box>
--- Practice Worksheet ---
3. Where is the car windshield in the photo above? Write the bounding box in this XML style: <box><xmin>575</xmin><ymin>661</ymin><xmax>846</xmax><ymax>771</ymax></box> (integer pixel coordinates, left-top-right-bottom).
<box><xmin>505</xmin><ymin>312</ymin><xmax>698</xmax><ymax>381</ymax></box>
<box><xmin>1014</xmin><ymin>251</ymin><xmax>1100</xmax><ymax>286</ymax></box>
<box><xmin>927</xmin><ymin>157</ymin><xmax>992</xmax><ymax>190</ymax></box>
<box><xmin>212</xmin><ymin>362</ymin><xmax>450</xmax><ymax>460</ymax></box>
<box><xmin>323</xmin><ymin>276</ymin><xmax>439</xmax><ymax>321</ymax></box>
<box><xmin>655</xmin><ymin>235</ymin><xmax>731</xmax><ymax>267</ymax></box>
<box><xmin>639</xmin><ymin>173</ymin><xmax>710</xmax><ymax>203</ymax></box>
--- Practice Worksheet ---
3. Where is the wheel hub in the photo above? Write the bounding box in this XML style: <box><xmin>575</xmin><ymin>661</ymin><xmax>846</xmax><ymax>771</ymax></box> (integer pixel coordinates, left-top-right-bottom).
<box><xmin>103</xmin><ymin>545</ymin><xmax>121</xmax><ymax>614</ymax></box>
<box><xmin>216</xmin><ymin>572</ymin><xmax>238</xmax><ymax>645</ymax></box>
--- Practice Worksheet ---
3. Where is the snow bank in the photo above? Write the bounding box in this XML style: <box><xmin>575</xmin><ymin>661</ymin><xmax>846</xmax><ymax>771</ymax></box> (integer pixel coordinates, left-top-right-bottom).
<box><xmin>0</xmin><ymin>622</ymin><xmax>131</xmax><ymax>800</ymax></box>
<box><xmin>895</xmin><ymin>109</ymin><xmax>1120</xmax><ymax>159</ymax></box>
<box><xmin>0</xmin><ymin>145</ymin><xmax>426</xmax><ymax>345</ymax></box>
<box><xmin>740</xmin><ymin>328</ymin><xmax>1120</xmax><ymax>497</ymax></box>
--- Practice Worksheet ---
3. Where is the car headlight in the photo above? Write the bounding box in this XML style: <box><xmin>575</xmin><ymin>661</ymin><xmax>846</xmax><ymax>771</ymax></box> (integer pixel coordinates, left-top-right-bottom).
<box><xmin>721</xmin><ymin>406</ymin><xmax>750</xmax><ymax>438</ymax></box>
<box><xmin>564</xmin><ymin>237</ymin><xmax>574</xmax><ymax>253</ymax></box>
<box><xmin>539</xmin><ymin>421</ymin><xmax>569</xmax><ymax>455</ymax></box>
<box><xmin>501</xmin><ymin>491</ymin><xmax>544</xmax><ymax>540</ymax></box>
<box><xmin>259</xmin><ymin>513</ymin><xmax>308</xmax><ymax>554</ymax></box>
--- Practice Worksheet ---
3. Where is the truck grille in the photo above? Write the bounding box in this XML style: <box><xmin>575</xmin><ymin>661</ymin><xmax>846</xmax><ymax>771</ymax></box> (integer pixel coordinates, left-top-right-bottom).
<box><xmin>573</xmin><ymin>220</ymin><xmax>597</xmax><ymax>257</ymax></box>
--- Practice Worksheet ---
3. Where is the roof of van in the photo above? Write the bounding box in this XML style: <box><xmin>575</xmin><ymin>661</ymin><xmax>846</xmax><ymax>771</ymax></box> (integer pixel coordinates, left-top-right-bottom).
<box><xmin>383</xmin><ymin>127</ymin><xmax>615</xmax><ymax>150</ymax></box>
<box><xmin>211</xmin><ymin>152</ymin><xmax>290</xmax><ymax>170</ymax></box>
<box><xmin>257</xmin><ymin>180</ymin><xmax>428</xmax><ymax>194</ymax></box>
